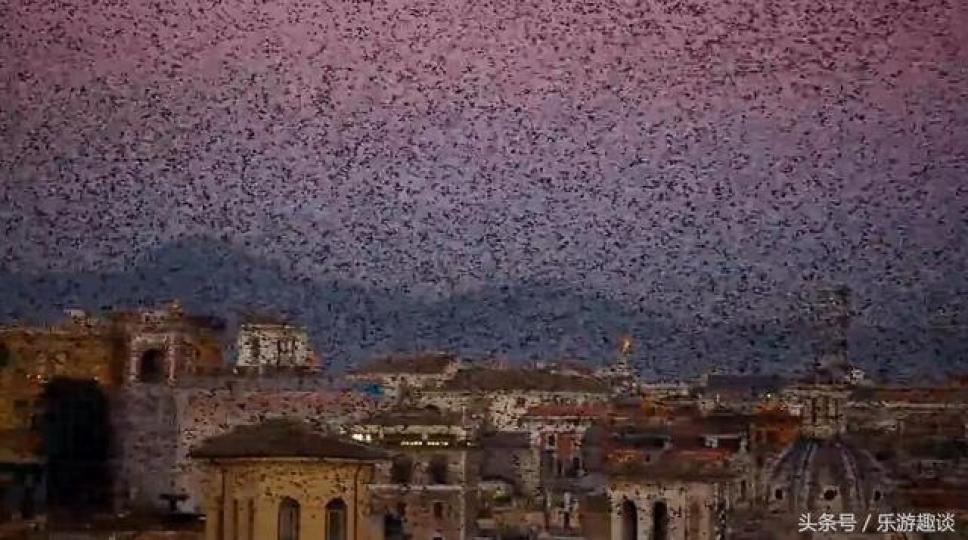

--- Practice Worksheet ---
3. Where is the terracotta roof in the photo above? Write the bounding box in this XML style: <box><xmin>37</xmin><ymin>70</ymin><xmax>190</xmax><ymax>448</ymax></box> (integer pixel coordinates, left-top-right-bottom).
<box><xmin>353</xmin><ymin>352</ymin><xmax>458</xmax><ymax>375</ymax></box>
<box><xmin>438</xmin><ymin>367</ymin><xmax>609</xmax><ymax>393</ymax></box>
<box><xmin>607</xmin><ymin>448</ymin><xmax>738</xmax><ymax>480</ymax></box>
<box><xmin>523</xmin><ymin>404</ymin><xmax>610</xmax><ymax>418</ymax></box>
<box><xmin>672</xmin><ymin>414</ymin><xmax>752</xmax><ymax>435</ymax></box>
<box><xmin>190</xmin><ymin>419</ymin><xmax>389</xmax><ymax>460</ymax></box>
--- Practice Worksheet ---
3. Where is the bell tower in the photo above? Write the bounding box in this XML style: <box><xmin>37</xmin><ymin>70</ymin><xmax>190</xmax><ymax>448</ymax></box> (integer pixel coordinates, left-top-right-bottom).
<box><xmin>808</xmin><ymin>285</ymin><xmax>852</xmax><ymax>379</ymax></box>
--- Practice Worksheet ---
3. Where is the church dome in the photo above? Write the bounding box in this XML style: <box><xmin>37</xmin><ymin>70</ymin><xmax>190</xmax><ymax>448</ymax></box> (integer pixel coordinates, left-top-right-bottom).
<box><xmin>767</xmin><ymin>436</ymin><xmax>889</xmax><ymax>514</ymax></box>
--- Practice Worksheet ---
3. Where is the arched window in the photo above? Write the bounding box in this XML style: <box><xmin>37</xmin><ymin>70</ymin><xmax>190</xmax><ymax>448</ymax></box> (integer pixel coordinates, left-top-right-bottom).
<box><xmin>621</xmin><ymin>499</ymin><xmax>638</xmax><ymax>540</ymax></box>
<box><xmin>325</xmin><ymin>498</ymin><xmax>347</xmax><ymax>540</ymax></box>
<box><xmin>278</xmin><ymin>497</ymin><xmax>300</xmax><ymax>540</ymax></box>
<box><xmin>138</xmin><ymin>349</ymin><xmax>165</xmax><ymax>383</ymax></box>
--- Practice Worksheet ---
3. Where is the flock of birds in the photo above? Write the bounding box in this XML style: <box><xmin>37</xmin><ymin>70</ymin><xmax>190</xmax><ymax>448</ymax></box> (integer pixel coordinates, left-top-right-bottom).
<box><xmin>0</xmin><ymin>0</ymin><xmax>966</xmax><ymax>378</ymax></box>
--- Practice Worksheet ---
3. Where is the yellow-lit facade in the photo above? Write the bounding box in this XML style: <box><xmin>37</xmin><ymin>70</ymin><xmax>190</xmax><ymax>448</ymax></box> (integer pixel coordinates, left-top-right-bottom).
<box><xmin>199</xmin><ymin>459</ymin><xmax>378</xmax><ymax>540</ymax></box>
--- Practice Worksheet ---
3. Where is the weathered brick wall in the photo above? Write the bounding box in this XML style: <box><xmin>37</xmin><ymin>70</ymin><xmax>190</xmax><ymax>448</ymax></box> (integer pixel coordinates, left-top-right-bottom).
<box><xmin>113</xmin><ymin>385</ymin><xmax>181</xmax><ymax>512</ymax></box>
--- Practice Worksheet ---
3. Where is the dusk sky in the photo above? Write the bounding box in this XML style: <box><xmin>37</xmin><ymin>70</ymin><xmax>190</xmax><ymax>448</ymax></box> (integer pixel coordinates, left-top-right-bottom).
<box><xmin>1</xmin><ymin>0</ymin><xmax>967</xmax><ymax>377</ymax></box>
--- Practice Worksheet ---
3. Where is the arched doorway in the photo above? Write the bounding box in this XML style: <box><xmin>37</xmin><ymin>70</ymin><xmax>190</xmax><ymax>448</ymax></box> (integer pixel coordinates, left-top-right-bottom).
<box><xmin>621</xmin><ymin>499</ymin><xmax>638</xmax><ymax>540</ymax></box>
<box><xmin>325</xmin><ymin>498</ymin><xmax>347</xmax><ymax>540</ymax></box>
<box><xmin>652</xmin><ymin>501</ymin><xmax>669</xmax><ymax>540</ymax></box>
<box><xmin>138</xmin><ymin>349</ymin><xmax>165</xmax><ymax>383</ymax></box>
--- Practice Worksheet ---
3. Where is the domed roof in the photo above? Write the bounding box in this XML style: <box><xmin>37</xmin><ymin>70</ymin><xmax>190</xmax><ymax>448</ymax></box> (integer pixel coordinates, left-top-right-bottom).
<box><xmin>768</xmin><ymin>436</ymin><xmax>889</xmax><ymax>513</ymax></box>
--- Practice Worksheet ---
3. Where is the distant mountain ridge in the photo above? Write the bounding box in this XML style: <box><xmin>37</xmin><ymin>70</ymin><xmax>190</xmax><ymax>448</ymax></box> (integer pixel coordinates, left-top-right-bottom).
<box><xmin>1</xmin><ymin>236</ymin><xmax>964</xmax><ymax>382</ymax></box>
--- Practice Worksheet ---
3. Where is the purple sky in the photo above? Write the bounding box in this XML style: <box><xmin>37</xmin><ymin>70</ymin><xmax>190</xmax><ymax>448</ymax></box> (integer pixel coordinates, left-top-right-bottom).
<box><xmin>1</xmin><ymin>0</ymin><xmax>967</xmax><ymax>373</ymax></box>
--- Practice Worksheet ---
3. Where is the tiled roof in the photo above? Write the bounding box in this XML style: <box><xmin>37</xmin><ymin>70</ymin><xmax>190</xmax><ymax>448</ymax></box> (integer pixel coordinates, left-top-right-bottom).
<box><xmin>363</xmin><ymin>407</ymin><xmax>462</xmax><ymax>426</ymax></box>
<box><xmin>438</xmin><ymin>367</ymin><xmax>609</xmax><ymax>393</ymax></box>
<box><xmin>607</xmin><ymin>448</ymin><xmax>738</xmax><ymax>480</ymax></box>
<box><xmin>353</xmin><ymin>352</ymin><xmax>458</xmax><ymax>375</ymax></box>
<box><xmin>190</xmin><ymin>418</ymin><xmax>389</xmax><ymax>460</ymax></box>
<box><xmin>523</xmin><ymin>404</ymin><xmax>610</xmax><ymax>418</ymax></box>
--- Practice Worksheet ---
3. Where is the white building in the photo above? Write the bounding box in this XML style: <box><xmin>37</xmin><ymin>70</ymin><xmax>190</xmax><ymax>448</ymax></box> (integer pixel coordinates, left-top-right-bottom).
<box><xmin>235</xmin><ymin>317</ymin><xmax>315</xmax><ymax>367</ymax></box>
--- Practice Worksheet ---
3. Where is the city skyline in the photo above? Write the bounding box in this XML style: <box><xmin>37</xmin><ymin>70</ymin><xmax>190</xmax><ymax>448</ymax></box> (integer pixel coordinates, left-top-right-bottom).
<box><xmin>2</xmin><ymin>0</ymin><xmax>967</xmax><ymax>377</ymax></box>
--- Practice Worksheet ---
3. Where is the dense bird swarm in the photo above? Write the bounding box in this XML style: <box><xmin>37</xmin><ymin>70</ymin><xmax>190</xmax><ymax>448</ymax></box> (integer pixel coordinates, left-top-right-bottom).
<box><xmin>1</xmin><ymin>0</ymin><xmax>966</xmax><ymax>378</ymax></box>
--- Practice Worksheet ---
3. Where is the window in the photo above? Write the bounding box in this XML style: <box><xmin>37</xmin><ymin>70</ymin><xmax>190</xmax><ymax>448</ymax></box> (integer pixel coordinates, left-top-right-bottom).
<box><xmin>250</xmin><ymin>337</ymin><xmax>261</xmax><ymax>360</ymax></box>
<box><xmin>233</xmin><ymin>499</ymin><xmax>239</xmax><ymax>540</ymax></box>
<box><xmin>433</xmin><ymin>501</ymin><xmax>444</xmax><ymax>519</ymax></box>
<box><xmin>138</xmin><ymin>349</ymin><xmax>165</xmax><ymax>383</ymax></box>
<box><xmin>774</xmin><ymin>488</ymin><xmax>783</xmax><ymax>501</ymax></box>
<box><xmin>325</xmin><ymin>499</ymin><xmax>347</xmax><ymax>540</ymax></box>
<box><xmin>570</xmin><ymin>456</ymin><xmax>582</xmax><ymax>477</ymax></box>
<box><xmin>823</xmin><ymin>488</ymin><xmax>837</xmax><ymax>501</ymax></box>
<box><xmin>652</xmin><ymin>501</ymin><xmax>668</xmax><ymax>540</ymax></box>
<box><xmin>873</xmin><ymin>490</ymin><xmax>882</xmax><ymax>502</ymax></box>
<box><xmin>278</xmin><ymin>497</ymin><xmax>300</xmax><ymax>540</ymax></box>
<box><xmin>391</xmin><ymin>456</ymin><xmax>413</xmax><ymax>484</ymax></box>
<box><xmin>429</xmin><ymin>455</ymin><xmax>449</xmax><ymax>484</ymax></box>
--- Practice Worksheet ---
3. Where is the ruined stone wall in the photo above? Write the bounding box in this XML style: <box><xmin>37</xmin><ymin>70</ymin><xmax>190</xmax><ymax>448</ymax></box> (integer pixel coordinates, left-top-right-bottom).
<box><xmin>608</xmin><ymin>481</ymin><xmax>724</xmax><ymax>540</ymax></box>
<box><xmin>112</xmin><ymin>385</ymin><xmax>181</xmax><ymax>512</ymax></box>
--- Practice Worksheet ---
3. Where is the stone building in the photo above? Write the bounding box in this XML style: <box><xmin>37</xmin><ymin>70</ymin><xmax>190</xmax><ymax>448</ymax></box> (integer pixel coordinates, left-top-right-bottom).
<box><xmin>235</xmin><ymin>315</ymin><xmax>315</xmax><ymax>368</ymax></box>
<box><xmin>605</xmin><ymin>449</ymin><xmax>741</xmax><ymax>540</ymax></box>
<box><xmin>113</xmin><ymin>301</ymin><xmax>226</xmax><ymax>384</ymax></box>
<box><xmin>190</xmin><ymin>418</ymin><xmax>388</xmax><ymax>540</ymax></box>
<box><xmin>350</xmin><ymin>406</ymin><xmax>479</xmax><ymax>540</ymax></box>
<box><xmin>418</xmin><ymin>366</ymin><xmax>611</xmax><ymax>432</ymax></box>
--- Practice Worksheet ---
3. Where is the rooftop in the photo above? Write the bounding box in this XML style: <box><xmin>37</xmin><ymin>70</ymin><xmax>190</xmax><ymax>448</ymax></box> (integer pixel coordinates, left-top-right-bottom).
<box><xmin>607</xmin><ymin>448</ymin><xmax>739</xmax><ymax>481</ymax></box>
<box><xmin>704</xmin><ymin>374</ymin><xmax>786</xmax><ymax>394</ymax></box>
<box><xmin>190</xmin><ymin>418</ymin><xmax>389</xmax><ymax>461</ymax></box>
<box><xmin>353</xmin><ymin>352</ymin><xmax>458</xmax><ymax>375</ymax></box>
<box><xmin>523</xmin><ymin>403</ymin><xmax>611</xmax><ymax>418</ymax></box>
<box><xmin>437</xmin><ymin>367</ymin><xmax>609</xmax><ymax>393</ymax></box>
<box><xmin>362</xmin><ymin>406</ymin><xmax>463</xmax><ymax>427</ymax></box>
